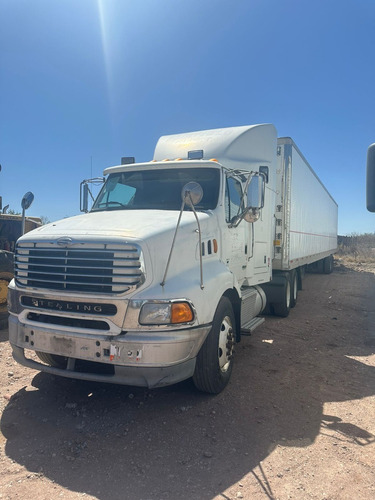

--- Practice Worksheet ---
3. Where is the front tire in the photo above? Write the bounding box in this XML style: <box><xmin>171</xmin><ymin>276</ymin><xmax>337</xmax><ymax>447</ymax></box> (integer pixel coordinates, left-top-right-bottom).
<box><xmin>193</xmin><ymin>297</ymin><xmax>235</xmax><ymax>394</ymax></box>
<box><xmin>36</xmin><ymin>351</ymin><xmax>68</xmax><ymax>368</ymax></box>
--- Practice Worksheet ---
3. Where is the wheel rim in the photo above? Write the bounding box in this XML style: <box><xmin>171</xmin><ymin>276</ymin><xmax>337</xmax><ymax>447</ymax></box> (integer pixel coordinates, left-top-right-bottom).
<box><xmin>293</xmin><ymin>274</ymin><xmax>298</xmax><ymax>301</ymax></box>
<box><xmin>286</xmin><ymin>281</ymin><xmax>291</xmax><ymax>308</ymax></box>
<box><xmin>218</xmin><ymin>315</ymin><xmax>234</xmax><ymax>373</ymax></box>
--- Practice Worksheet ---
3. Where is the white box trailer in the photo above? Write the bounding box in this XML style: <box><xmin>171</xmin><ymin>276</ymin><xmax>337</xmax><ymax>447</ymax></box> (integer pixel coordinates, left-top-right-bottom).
<box><xmin>8</xmin><ymin>124</ymin><xmax>338</xmax><ymax>394</ymax></box>
<box><xmin>273</xmin><ymin>138</ymin><xmax>337</xmax><ymax>272</ymax></box>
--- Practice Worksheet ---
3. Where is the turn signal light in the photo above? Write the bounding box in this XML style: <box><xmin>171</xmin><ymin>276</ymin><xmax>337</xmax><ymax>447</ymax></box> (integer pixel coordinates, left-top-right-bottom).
<box><xmin>171</xmin><ymin>302</ymin><xmax>194</xmax><ymax>324</ymax></box>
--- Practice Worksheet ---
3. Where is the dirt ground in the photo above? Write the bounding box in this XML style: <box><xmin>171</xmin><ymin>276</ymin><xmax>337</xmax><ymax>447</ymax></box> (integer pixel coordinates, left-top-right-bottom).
<box><xmin>0</xmin><ymin>263</ymin><xmax>374</xmax><ymax>500</ymax></box>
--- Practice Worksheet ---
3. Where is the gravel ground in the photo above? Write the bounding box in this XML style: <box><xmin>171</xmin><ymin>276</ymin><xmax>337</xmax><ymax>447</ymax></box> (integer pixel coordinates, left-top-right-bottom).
<box><xmin>0</xmin><ymin>263</ymin><xmax>374</xmax><ymax>500</ymax></box>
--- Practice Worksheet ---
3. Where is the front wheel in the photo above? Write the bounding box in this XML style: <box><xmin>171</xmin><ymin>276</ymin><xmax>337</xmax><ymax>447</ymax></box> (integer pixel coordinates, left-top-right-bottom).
<box><xmin>193</xmin><ymin>297</ymin><xmax>235</xmax><ymax>394</ymax></box>
<box><xmin>36</xmin><ymin>351</ymin><xmax>68</xmax><ymax>368</ymax></box>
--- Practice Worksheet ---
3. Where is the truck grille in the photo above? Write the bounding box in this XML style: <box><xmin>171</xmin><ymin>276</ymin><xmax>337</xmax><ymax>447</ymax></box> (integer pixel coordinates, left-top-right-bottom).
<box><xmin>14</xmin><ymin>241</ymin><xmax>144</xmax><ymax>294</ymax></box>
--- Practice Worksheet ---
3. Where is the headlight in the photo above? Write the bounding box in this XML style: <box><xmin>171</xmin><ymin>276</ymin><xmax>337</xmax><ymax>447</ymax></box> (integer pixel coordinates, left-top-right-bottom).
<box><xmin>139</xmin><ymin>301</ymin><xmax>194</xmax><ymax>325</ymax></box>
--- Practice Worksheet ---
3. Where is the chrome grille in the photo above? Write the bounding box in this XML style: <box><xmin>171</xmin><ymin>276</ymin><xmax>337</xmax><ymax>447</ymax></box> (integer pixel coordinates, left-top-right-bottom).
<box><xmin>15</xmin><ymin>241</ymin><xmax>144</xmax><ymax>294</ymax></box>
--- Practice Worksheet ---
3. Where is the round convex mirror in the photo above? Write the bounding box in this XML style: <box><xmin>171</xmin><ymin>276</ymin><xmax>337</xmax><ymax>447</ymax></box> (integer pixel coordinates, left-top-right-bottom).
<box><xmin>181</xmin><ymin>182</ymin><xmax>203</xmax><ymax>207</ymax></box>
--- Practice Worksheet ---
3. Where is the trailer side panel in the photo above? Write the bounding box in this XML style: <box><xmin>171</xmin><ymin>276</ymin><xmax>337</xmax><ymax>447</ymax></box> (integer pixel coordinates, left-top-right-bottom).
<box><xmin>274</xmin><ymin>139</ymin><xmax>338</xmax><ymax>270</ymax></box>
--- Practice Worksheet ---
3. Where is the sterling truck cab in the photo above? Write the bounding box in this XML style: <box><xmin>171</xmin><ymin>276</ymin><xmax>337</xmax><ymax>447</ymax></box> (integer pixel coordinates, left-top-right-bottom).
<box><xmin>8</xmin><ymin>124</ymin><xmax>337</xmax><ymax>393</ymax></box>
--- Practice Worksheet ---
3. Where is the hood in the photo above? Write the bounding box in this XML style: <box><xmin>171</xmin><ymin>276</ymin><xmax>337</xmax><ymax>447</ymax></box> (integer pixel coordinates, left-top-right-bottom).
<box><xmin>20</xmin><ymin>210</ymin><xmax>210</xmax><ymax>242</ymax></box>
<box><xmin>17</xmin><ymin>209</ymin><xmax>218</xmax><ymax>295</ymax></box>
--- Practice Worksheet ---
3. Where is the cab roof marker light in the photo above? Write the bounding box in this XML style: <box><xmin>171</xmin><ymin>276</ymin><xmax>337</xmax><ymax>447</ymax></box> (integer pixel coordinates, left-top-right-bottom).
<box><xmin>188</xmin><ymin>150</ymin><xmax>204</xmax><ymax>160</ymax></box>
<box><xmin>121</xmin><ymin>157</ymin><xmax>135</xmax><ymax>165</ymax></box>
<box><xmin>209</xmin><ymin>158</ymin><xmax>218</xmax><ymax>162</ymax></box>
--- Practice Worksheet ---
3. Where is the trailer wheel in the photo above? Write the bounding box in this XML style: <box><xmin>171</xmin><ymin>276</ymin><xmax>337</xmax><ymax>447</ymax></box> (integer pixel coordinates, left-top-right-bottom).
<box><xmin>323</xmin><ymin>255</ymin><xmax>334</xmax><ymax>274</ymax></box>
<box><xmin>290</xmin><ymin>270</ymin><xmax>298</xmax><ymax>308</ymax></box>
<box><xmin>36</xmin><ymin>351</ymin><xmax>68</xmax><ymax>368</ymax></box>
<box><xmin>272</xmin><ymin>276</ymin><xmax>291</xmax><ymax>317</ymax></box>
<box><xmin>193</xmin><ymin>297</ymin><xmax>235</xmax><ymax>394</ymax></box>
<box><xmin>297</xmin><ymin>266</ymin><xmax>305</xmax><ymax>290</ymax></box>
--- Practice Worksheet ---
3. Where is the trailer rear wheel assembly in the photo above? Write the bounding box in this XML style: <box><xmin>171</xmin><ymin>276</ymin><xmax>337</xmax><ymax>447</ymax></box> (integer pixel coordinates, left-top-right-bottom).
<box><xmin>193</xmin><ymin>296</ymin><xmax>235</xmax><ymax>394</ymax></box>
<box><xmin>272</xmin><ymin>276</ymin><xmax>291</xmax><ymax>317</ymax></box>
<box><xmin>290</xmin><ymin>270</ymin><xmax>298</xmax><ymax>308</ymax></box>
<box><xmin>323</xmin><ymin>255</ymin><xmax>334</xmax><ymax>274</ymax></box>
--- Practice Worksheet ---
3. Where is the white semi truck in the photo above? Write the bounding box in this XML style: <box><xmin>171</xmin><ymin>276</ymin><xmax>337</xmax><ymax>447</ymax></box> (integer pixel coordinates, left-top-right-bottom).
<box><xmin>8</xmin><ymin>124</ymin><xmax>338</xmax><ymax>393</ymax></box>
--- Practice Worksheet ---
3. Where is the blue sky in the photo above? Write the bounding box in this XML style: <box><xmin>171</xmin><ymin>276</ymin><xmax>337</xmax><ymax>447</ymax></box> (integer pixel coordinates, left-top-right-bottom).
<box><xmin>1</xmin><ymin>0</ymin><xmax>374</xmax><ymax>235</ymax></box>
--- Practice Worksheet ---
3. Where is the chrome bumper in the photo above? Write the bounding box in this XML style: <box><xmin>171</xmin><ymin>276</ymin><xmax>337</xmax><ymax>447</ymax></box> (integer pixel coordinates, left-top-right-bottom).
<box><xmin>9</xmin><ymin>314</ymin><xmax>211</xmax><ymax>388</ymax></box>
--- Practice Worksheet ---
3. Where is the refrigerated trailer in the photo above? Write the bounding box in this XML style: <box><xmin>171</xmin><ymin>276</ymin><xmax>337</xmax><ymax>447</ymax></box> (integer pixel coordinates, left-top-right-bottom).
<box><xmin>8</xmin><ymin>124</ymin><xmax>338</xmax><ymax>393</ymax></box>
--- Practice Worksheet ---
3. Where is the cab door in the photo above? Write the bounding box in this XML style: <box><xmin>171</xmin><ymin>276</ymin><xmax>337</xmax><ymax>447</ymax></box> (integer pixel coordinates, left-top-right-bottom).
<box><xmin>222</xmin><ymin>176</ymin><xmax>249</xmax><ymax>285</ymax></box>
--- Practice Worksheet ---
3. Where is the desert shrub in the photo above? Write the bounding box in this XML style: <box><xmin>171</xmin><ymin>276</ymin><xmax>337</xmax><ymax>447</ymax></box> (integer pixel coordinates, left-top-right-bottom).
<box><xmin>336</xmin><ymin>233</ymin><xmax>375</xmax><ymax>262</ymax></box>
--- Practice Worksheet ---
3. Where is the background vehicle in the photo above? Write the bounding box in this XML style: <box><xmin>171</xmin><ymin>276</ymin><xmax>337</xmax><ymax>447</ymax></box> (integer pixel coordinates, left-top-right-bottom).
<box><xmin>8</xmin><ymin>124</ymin><xmax>338</xmax><ymax>392</ymax></box>
<box><xmin>0</xmin><ymin>177</ymin><xmax>40</xmax><ymax>328</ymax></box>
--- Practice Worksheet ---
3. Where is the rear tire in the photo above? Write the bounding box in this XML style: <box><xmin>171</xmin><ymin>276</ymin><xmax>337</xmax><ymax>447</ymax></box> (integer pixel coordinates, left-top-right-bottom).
<box><xmin>323</xmin><ymin>255</ymin><xmax>334</xmax><ymax>274</ymax></box>
<box><xmin>290</xmin><ymin>270</ymin><xmax>298</xmax><ymax>308</ymax></box>
<box><xmin>272</xmin><ymin>276</ymin><xmax>291</xmax><ymax>317</ymax></box>
<box><xmin>297</xmin><ymin>266</ymin><xmax>305</xmax><ymax>290</ymax></box>
<box><xmin>193</xmin><ymin>296</ymin><xmax>235</xmax><ymax>394</ymax></box>
<box><xmin>36</xmin><ymin>351</ymin><xmax>68</xmax><ymax>368</ymax></box>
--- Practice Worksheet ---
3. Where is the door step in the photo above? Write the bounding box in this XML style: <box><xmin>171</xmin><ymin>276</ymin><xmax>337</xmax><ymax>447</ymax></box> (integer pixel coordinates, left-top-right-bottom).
<box><xmin>241</xmin><ymin>317</ymin><xmax>265</xmax><ymax>335</ymax></box>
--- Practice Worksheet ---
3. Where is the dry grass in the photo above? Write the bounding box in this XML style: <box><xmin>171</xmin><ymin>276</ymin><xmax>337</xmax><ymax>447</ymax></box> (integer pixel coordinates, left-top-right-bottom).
<box><xmin>336</xmin><ymin>233</ymin><xmax>375</xmax><ymax>262</ymax></box>
<box><xmin>336</xmin><ymin>233</ymin><xmax>375</xmax><ymax>273</ymax></box>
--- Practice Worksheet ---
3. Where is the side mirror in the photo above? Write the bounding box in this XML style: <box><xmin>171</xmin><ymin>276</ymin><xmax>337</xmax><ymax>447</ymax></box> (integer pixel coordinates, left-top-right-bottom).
<box><xmin>21</xmin><ymin>191</ymin><xmax>34</xmax><ymax>210</ymax></box>
<box><xmin>247</xmin><ymin>175</ymin><xmax>265</xmax><ymax>209</ymax></box>
<box><xmin>367</xmin><ymin>143</ymin><xmax>375</xmax><ymax>212</ymax></box>
<box><xmin>80</xmin><ymin>177</ymin><xmax>105</xmax><ymax>212</ymax></box>
<box><xmin>80</xmin><ymin>182</ymin><xmax>89</xmax><ymax>213</ymax></box>
<box><xmin>21</xmin><ymin>191</ymin><xmax>35</xmax><ymax>235</ymax></box>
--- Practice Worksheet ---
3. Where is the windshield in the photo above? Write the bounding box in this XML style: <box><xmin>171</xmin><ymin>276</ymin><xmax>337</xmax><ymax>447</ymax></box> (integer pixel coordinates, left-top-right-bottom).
<box><xmin>91</xmin><ymin>167</ymin><xmax>220</xmax><ymax>212</ymax></box>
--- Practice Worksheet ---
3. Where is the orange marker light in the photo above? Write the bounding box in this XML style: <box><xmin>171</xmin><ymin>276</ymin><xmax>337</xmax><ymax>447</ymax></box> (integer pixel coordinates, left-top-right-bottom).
<box><xmin>209</xmin><ymin>158</ymin><xmax>218</xmax><ymax>162</ymax></box>
<box><xmin>171</xmin><ymin>302</ymin><xmax>194</xmax><ymax>324</ymax></box>
<box><xmin>213</xmin><ymin>239</ymin><xmax>218</xmax><ymax>253</ymax></box>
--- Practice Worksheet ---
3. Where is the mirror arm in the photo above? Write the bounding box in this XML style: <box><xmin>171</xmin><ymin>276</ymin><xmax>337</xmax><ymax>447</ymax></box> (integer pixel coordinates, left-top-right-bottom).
<box><xmin>228</xmin><ymin>172</ymin><xmax>256</xmax><ymax>228</ymax></box>
<box><xmin>190</xmin><ymin>200</ymin><xmax>204</xmax><ymax>289</ymax></box>
<box><xmin>161</xmin><ymin>191</ymin><xmax>204</xmax><ymax>289</ymax></box>
<box><xmin>229</xmin><ymin>211</ymin><xmax>245</xmax><ymax>228</ymax></box>
<box><xmin>161</xmin><ymin>198</ymin><xmax>186</xmax><ymax>287</ymax></box>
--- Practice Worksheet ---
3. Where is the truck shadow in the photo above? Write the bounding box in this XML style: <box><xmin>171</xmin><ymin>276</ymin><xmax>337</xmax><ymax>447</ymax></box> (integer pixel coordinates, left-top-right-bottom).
<box><xmin>0</xmin><ymin>326</ymin><xmax>9</xmax><ymax>343</ymax></box>
<box><xmin>1</xmin><ymin>269</ymin><xmax>375</xmax><ymax>499</ymax></box>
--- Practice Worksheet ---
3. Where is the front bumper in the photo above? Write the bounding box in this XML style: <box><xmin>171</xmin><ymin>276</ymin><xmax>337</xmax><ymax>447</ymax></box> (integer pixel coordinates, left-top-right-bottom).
<box><xmin>9</xmin><ymin>314</ymin><xmax>210</xmax><ymax>388</ymax></box>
